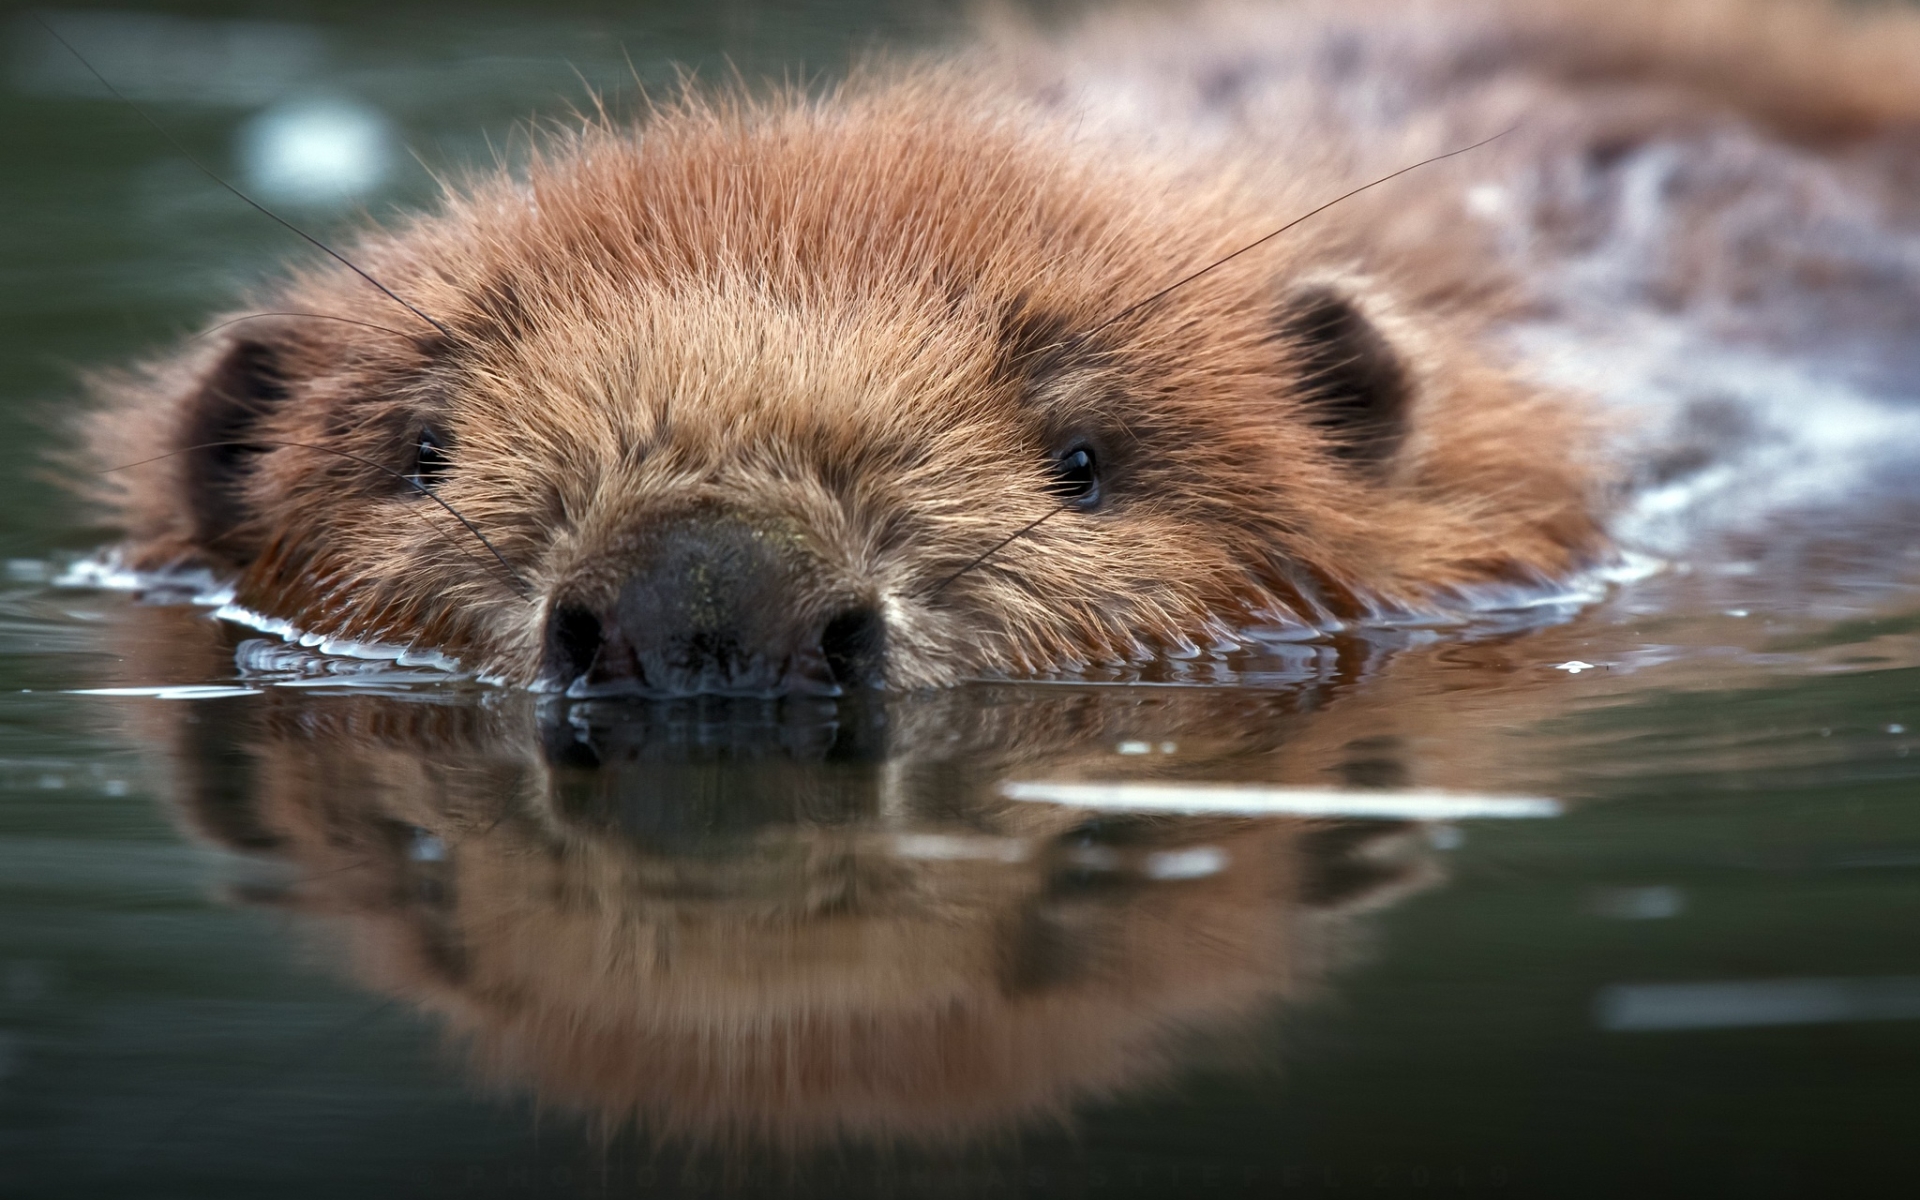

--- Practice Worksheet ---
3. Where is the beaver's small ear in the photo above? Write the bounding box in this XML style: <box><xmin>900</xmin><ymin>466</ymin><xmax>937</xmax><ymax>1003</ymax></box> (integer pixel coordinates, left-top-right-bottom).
<box><xmin>1274</xmin><ymin>284</ymin><xmax>1411</xmax><ymax>470</ymax></box>
<box><xmin>177</xmin><ymin>338</ymin><xmax>291</xmax><ymax>559</ymax></box>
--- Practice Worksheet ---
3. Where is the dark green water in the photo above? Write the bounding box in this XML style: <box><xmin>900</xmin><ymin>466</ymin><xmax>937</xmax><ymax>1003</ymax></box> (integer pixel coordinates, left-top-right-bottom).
<box><xmin>4</xmin><ymin>4</ymin><xmax>1920</xmax><ymax>1198</ymax></box>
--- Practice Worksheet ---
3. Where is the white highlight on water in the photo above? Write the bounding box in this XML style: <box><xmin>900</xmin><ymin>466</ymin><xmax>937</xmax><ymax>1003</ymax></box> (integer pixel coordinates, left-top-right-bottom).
<box><xmin>232</xmin><ymin>611</ymin><xmax>472</xmax><ymax>677</ymax></box>
<box><xmin>1143</xmin><ymin>845</ymin><xmax>1228</xmax><ymax>880</ymax></box>
<box><xmin>54</xmin><ymin>554</ymin><xmax>230</xmax><ymax>606</ymax></box>
<box><xmin>68</xmin><ymin>685</ymin><xmax>263</xmax><ymax>700</ymax></box>
<box><xmin>53</xmin><ymin>552</ymin><xmax>469</xmax><ymax>686</ymax></box>
<box><xmin>1597</xmin><ymin>977</ymin><xmax>1920</xmax><ymax>1032</ymax></box>
<box><xmin>999</xmin><ymin>783</ymin><xmax>1561</xmax><ymax>819</ymax></box>
<box><xmin>213</xmin><ymin>603</ymin><xmax>464</xmax><ymax>672</ymax></box>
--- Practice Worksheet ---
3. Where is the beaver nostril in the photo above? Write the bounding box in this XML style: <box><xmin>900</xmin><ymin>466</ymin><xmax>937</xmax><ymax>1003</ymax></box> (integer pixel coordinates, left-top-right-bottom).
<box><xmin>546</xmin><ymin>604</ymin><xmax>603</xmax><ymax>685</ymax></box>
<box><xmin>819</xmin><ymin>606</ymin><xmax>885</xmax><ymax>689</ymax></box>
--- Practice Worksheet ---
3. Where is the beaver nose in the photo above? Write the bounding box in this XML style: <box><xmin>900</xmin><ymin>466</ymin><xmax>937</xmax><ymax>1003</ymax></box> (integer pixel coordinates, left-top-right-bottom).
<box><xmin>541</xmin><ymin>517</ymin><xmax>884</xmax><ymax>697</ymax></box>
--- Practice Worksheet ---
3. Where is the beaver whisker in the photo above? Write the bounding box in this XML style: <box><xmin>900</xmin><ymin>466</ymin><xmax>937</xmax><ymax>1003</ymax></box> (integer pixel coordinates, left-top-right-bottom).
<box><xmin>34</xmin><ymin>15</ymin><xmax>454</xmax><ymax>342</ymax></box>
<box><xmin>190</xmin><ymin>314</ymin><xmax>420</xmax><ymax>344</ymax></box>
<box><xmin>102</xmin><ymin>441</ymin><xmax>530</xmax><ymax>600</ymax></box>
<box><xmin>921</xmin><ymin>503</ymin><xmax>1071</xmax><ymax>600</ymax></box>
<box><xmin>1070</xmin><ymin>127</ymin><xmax>1518</xmax><ymax>345</ymax></box>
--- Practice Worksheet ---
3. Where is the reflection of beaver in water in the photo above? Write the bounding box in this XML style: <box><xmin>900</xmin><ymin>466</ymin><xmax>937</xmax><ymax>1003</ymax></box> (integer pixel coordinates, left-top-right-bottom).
<box><xmin>144</xmin><ymin>676</ymin><xmax>1439</xmax><ymax>1146</ymax></box>
<box><xmin>82</xmin><ymin>0</ymin><xmax>1920</xmax><ymax>693</ymax></box>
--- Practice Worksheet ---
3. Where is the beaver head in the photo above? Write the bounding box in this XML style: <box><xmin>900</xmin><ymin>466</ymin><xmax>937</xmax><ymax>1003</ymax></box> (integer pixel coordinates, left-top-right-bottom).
<box><xmin>88</xmin><ymin>77</ymin><xmax>1603</xmax><ymax>694</ymax></box>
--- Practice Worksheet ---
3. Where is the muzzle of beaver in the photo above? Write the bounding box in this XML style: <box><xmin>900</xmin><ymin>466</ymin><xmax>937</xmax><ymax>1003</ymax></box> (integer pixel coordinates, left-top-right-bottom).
<box><xmin>540</xmin><ymin>513</ymin><xmax>885</xmax><ymax>698</ymax></box>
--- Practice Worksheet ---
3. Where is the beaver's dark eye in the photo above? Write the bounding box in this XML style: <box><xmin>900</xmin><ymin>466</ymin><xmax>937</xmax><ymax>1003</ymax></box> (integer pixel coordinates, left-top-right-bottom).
<box><xmin>407</xmin><ymin>426</ymin><xmax>453</xmax><ymax>491</ymax></box>
<box><xmin>1047</xmin><ymin>443</ymin><xmax>1101</xmax><ymax>508</ymax></box>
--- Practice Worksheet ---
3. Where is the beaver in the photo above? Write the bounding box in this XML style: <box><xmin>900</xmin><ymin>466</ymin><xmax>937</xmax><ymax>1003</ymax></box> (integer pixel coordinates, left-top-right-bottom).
<box><xmin>83</xmin><ymin>0</ymin><xmax>1920</xmax><ymax>695</ymax></box>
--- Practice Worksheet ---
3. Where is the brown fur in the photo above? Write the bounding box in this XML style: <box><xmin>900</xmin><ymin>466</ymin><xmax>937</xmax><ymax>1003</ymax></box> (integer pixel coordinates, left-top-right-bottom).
<box><xmin>83</xmin><ymin>0</ymin><xmax>1920</xmax><ymax>687</ymax></box>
